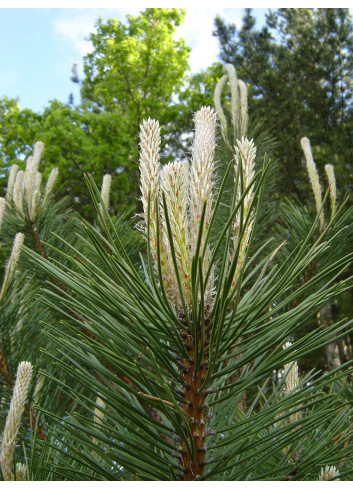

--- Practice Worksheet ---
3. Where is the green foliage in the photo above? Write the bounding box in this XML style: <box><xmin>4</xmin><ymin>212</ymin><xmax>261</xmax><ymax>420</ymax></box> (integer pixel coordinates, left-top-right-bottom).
<box><xmin>82</xmin><ymin>9</ymin><xmax>189</xmax><ymax>114</ymax></box>
<box><xmin>169</xmin><ymin>63</ymin><xmax>224</xmax><ymax>154</ymax></box>
<box><xmin>214</xmin><ymin>8</ymin><xmax>353</xmax><ymax>202</ymax></box>
<box><xmin>1</xmin><ymin>94</ymin><xmax>351</xmax><ymax>480</ymax></box>
<box><xmin>0</xmin><ymin>9</ymin><xmax>191</xmax><ymax>217</ymax></box>
<box><xmin>80</xmin><ymin>8</ymin><xmax>190</xmax><ymax>199</ymax></box>
<box><xmin>0</xmin><ymin>144</ymin><xmax>144</xmax><ymax>480</ymax></box>
<box><xmin>0</xmin><ymin>11</ymin><xmax>353</xmax><ymax>481</ymax></box>
<box><xmin>18</xmin><ymin>146</ymin><xmax>353</xmax><ymax>481</ymax></box>
<box><xmin>0</xmin><ymin>98</ymin><xmax>132</xmax><ymax>217</ymax></box>
<box><xmin>0</xmin><ymin>97</ymin><xmax>40</xmax><ymax>182</ymax></box>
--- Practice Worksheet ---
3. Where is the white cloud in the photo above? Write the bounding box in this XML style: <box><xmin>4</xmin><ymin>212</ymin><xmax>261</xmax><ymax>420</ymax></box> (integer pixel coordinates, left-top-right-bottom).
<box><xmin>52</xmin><ymin>8</ymin><xmax>140</xmax><ymax>56</ymax></box>
<box><xmin>175</xmin><ymin>8</ymin><xmax>242</xmax><ymax>73</ymax></box>
<box><xmin>53</xmin><ymin>11</ymin><xmax>101</xmax><ymax>56</ymax></box>
<box><xmin>52</xmin><ymin>8</ymin><xmax>243</xmax><ymax>77</ymax></box>
<box><xmin>52</xmin><ymin>9</ymin><xmax>140</xmax><ymax>81</ymax></box>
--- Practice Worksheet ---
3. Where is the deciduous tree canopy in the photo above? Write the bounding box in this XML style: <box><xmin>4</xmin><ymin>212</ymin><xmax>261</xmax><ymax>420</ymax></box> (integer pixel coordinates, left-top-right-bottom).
<box><xmin>0</xmin><ymin>9</ymin><xmax>190</xmax><ymax>216</ymax></box>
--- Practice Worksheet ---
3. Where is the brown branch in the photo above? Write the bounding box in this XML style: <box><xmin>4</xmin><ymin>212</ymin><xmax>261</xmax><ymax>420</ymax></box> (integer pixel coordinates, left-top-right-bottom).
<box><xmin>179</xmin><ymin>326</ymin><xmax>210</xmax><ymax>481</ymax></box>
<box><xmin>0</xmin><ymin>346</ymin><xmax>12</xmax><ymax>388</ymax></box>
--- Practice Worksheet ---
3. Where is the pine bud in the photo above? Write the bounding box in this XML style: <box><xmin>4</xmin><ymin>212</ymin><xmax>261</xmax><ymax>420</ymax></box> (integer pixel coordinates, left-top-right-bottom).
<box><xmin>12</xmin><ymin>170</ymin><xmax>24</xmax><ymax>214</ymax></box>
<box><xmin>283</xmin><ymin>351</ymin><xmax>299</xmax><ymax>393</ymax></box>
<box><xmin>318</xmin><ymin>465</ymin><xmax>340</xmax><ymax>481</ymax></box>
<box><xmin>324</xmin><ymin>164</ymin><xmax>336</xmax><ymax>220</ymax></box>
<box><xmin>6</xmin><ymin>164</ymin><xmax>19</xmax><ymax>204</ymax></box>
<box><xmin>93</xmin><ymin>396</ymin><xmax>106</xmax><ymax>426</ymax></box>
<box><xmin>33</xmin><ymin>373</ymin><xmax>45</xmax><ymax>405</ymax></box>
<box><xmin>26</xmin><ymin>141</ymin><xmax>44</xmax><ymax>176</ymax></box>
<box><xmin>234</xmin><ymin>137</ymin><xmax>256</xmax><ymax>212</ymax></box>
<box><xmin>138</xmin><ymin>108</ymin><xmax>217</xmax><ymax>313</ymax></box>
<box><xmin>190</xmin><ymin>106</ymin><xmax>217</xmax><ymax>307</ymax></box>
<box><xmin>301</xmin><ymin>137</ymin><xmax>325</xmax><ymax>231</ymax></box>
<box><xmin>283</xmin><ymin>342</ymin><xmax>301</xmax><ymax>423</ymax></box>
<box><xmin>160</xmin><ymin>160</ymin><xmax>190</xmax><ymax>310</ymax></box>
<box><xmin>0</xmin><ymin>197</ymin><xmax>6</xmax><ymax>234</ymax></box>
<box><xmin>92</xmin><ymin>396</ymin><xmax>106</xmax><ymax>460</ymax></box>
<box><xmin>0</xmin><ymin>233</ymin><xmax>25</xmax><ymax>300</ymax></box>
<box><xmin>214</xmin><ymin>64</ymin><xmax>249</xmax><ymax>147</ymax></box>
<box><xmin>238</xmin><ymin>79</ymin><xmax>248</xmax><ymax>136</ymax></box>
<box><xmin>190</xmin><ymin>106</ymin><xmax>217</xmax><ymax>248</ymax></box>
<box><xmin>43</xmin><ymin>167</ymin><xmax>59</xmax><ymax>204</ymax></box>
<box><xmin>214</xmin><ymin>74</ymin><xmax>229</xmax><ymax>146</ymax></box>
<box><xmin>139</xmin><ymin>118</ymin><xmax>161</xmax><ymax>247</ymax></box>
<box><xmin>29</xmin><ymin>172</ymin><xmax>42</xmax><ymax>221</ymax></box>
<box><xmin>138</xmin><ymin>117</ymin><xmax>174</xmax><ymax>297</ymax></box>
<box><xmin>223</xmin><ymin>64</ymin><xmax>239</xmax><ymax>133</ymax></box>
<box><xmin>15</xmin><ymin>462</ymin><xmax>27</xmax><ymax>481</ymax></box>
<box><xmin>231</xmin><ymin>138</ymin><xmax>257</xmax><ymax>291</ymax></box>
<box><xmin>98</xmin><ymin>174</ymin><xmax>112</xmax><ymax>219</ymax></box>
<box><xmin>25</xmin><ymin>142</ymin><xmax>44</xmax><ymax>221</ymax></box>
<box><xmin>0</xmin><ymin>361</ymin><xmax>33</xmax><ymax>481</ymax></box>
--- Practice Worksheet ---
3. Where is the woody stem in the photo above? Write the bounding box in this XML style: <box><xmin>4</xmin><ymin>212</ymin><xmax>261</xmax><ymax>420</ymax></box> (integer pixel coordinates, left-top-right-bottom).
<box><xmin>180</xmin><ymin>329</ymin><xmax>209</xmax><ymax>480</ymax></box>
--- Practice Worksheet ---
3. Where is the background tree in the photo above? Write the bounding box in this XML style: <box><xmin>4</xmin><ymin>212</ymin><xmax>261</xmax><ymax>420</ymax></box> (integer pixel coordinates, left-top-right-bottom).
<box><xmin>214</xmin><ymin>8</ymin><xmax>353</xmax><ymax>203</ymax></box>
<box><xmin>0</xmin><ymin>9</ymin><xmax>191</xmax><ymax>217</ymax></box>
<box><xmin>0</xmin><ymin>97</ymin><xmax>40</xmax><ymax>188</ymax></box>
<box><xmin>79</xmin><ymin>8</ymin><xmax>190</xmax><ymax>200</ymax></box>
<box><xmin>0</xmin><ymin>99</ymin><xmax>131</xmax><ymax>216</ymax></box>
<box><xmin>214</xmin><ymin>8</ymin><xmax>353</xmax><ymax>371</ymax></box>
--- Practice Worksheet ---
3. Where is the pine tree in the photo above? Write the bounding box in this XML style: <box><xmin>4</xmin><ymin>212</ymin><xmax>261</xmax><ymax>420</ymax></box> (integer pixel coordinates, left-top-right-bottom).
<box><xmin>214</xmin><ymin>8</ymin><xmax>353</xmax><ymax>203</ymax></box>
<box><xmin>0</xmin><ymin>65</ymin><xmax>352</xmax><ymax>481</ymax></box>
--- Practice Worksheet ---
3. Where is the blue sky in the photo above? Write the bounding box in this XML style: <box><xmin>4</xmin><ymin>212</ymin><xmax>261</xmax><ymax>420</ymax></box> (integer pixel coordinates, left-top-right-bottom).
<box><xmin>0</xmin><ymin>8</ymin><xmax>268</xmax><ymax>112</ymax></box>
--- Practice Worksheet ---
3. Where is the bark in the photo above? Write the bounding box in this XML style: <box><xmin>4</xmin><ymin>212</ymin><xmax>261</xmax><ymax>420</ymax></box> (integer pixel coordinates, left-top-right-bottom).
<box><xmin>179</xmin><ymin>327</ymin><xmax>210</xmax><ymax>481</ymax></box>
